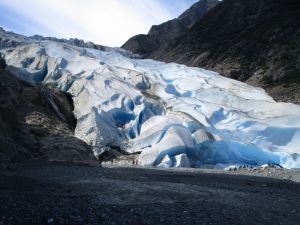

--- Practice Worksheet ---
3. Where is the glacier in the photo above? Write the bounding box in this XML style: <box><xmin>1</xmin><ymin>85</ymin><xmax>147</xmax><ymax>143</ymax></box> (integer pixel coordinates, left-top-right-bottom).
<box><xmin>1</xmin><ymin>39</ymin><xmax>300</xmax><ymax>168</ymax></box>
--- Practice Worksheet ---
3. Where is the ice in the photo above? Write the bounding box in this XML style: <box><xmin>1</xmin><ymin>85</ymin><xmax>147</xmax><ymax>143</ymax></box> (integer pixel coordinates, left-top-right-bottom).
<box><xmin>2</xmin><ymin>39</ymin><xmax>300</xmax><ymax>168</ymax></box>
<box><xmin>174</xmin><ymin>154</ymin><xmax>191</xmax><ymax>167</ymax></box>
<box><xmin>157</xmin><ymin>155</ymin><xmax>172</xmax><ymax>168</ymax></box>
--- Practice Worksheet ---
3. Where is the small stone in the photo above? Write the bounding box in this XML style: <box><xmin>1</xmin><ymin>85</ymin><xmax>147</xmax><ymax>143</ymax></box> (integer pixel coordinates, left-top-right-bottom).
<box><xmin>47</xmin><ymin>218</ymin><xmax>54</xmax><ymax>224</ymax></box>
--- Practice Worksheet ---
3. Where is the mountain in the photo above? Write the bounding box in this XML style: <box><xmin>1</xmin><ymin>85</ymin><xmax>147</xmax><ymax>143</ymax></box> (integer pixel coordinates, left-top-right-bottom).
<box><xmin>0</xmin><ymin>27</ymin><xmax>30</xmax><ymax>48</ymax></box>
<box><xmin>0</xmin><ymin>27</ymin><xmax>133</xmax><ymax>55</ymax></box>
<box><xmin>1</xmin><ymin>28</ymin><xmax>300</xmax><ymax>169</ymax></box>
<box><xmin>122</xmin><ymin>0</ymin><xmax>220</xmax><ymax>58</ymax></box>
<box><xmin>147</xmin><ymin>0</ymin><xmax>300</xmax><ymax>104</ymax></box>
<box><xmin>30</xmin><ymin>35</ymin><xmax>108</xmax><ymax>51</ymax></box>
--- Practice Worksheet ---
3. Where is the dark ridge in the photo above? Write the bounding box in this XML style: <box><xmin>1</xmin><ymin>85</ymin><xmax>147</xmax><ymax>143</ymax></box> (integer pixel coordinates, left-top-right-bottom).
<box><xmin>30</xmin><ymin>35</ymin><xmax>108</xmax><ymax>51</ymax></box>
<box><xmin>122</xmin><ymin>0</ymin><xmax>220</xmax><ymax>58</ymax></box>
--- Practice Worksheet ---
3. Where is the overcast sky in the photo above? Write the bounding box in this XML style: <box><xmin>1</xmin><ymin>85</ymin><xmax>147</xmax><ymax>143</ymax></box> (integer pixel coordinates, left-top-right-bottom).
<box><xmin>0</xmin><ymin>0</ymin><xmax>198</xmax><ymax>47</ymax></box>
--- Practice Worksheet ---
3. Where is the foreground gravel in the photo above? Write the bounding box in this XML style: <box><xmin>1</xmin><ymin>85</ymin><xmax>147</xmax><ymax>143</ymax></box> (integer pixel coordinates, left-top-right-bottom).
<box><xmin>0</xmin><ymin>161</ymin><xmax>300</xmax><ymax>225</ymax></box>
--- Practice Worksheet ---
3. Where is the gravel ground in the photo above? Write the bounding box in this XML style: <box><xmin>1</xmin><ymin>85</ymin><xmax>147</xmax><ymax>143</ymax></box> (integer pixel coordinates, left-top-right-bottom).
<box><xmin>1</xmin><ymin>161</ymin><xmax>300</xmax><ymax>225</ymax></box>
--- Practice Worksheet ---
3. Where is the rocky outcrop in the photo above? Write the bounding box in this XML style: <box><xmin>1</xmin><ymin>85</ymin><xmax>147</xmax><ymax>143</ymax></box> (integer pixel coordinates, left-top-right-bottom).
<box><xmin>151</xmin><ymin>0</ymin><xmax>300</xmax><ymax>104</ymax></box>
<box><xmin>30</xmin><ymin>35</ymin><xmax>108</xmax><ymax>51</ymax></box>
<box><xmin>122</xmin><ymin>0</ymin><xmax>219</xmax><ymax>58</ymax></box>
<box><xmin>0</xmin><ymin>27</ymin><xmax>108</xmax><ymax>52</ymax></box>
<box><xmin>0</xmin><ymin>27</ymin><xmax>29</xmax><ymax>49</ymax></box>
<box><xmin>0</xmin><ymin>67</ymin><xmax>97</xmax><ymax>169</ymax></box>
<box><xmin>0</xmin><ymin>53</ymin><xmax>6</xmax><ymax>69</ymax></box>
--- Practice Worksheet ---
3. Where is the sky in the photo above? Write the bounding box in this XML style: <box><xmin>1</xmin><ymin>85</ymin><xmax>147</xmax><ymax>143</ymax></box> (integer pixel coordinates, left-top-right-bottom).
<box><xmin>0</xmin><ymin>0</ymin><xmax>198</xmax><ymax>47</ymax></box>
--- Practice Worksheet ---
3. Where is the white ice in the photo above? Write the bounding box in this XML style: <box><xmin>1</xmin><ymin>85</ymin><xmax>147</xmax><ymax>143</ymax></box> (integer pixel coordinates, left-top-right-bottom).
<box><xmin>2</xmin><ymin>40</ymin><xmax>300</xmax><ymax>168</ymax></box>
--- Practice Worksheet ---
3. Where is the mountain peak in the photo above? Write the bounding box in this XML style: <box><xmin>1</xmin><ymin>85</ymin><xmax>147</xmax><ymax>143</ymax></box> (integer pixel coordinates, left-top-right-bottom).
<box><xmin>122</xmin><ymin>0</ymin><xmax>220</xmax><ymax>57</ymax></box>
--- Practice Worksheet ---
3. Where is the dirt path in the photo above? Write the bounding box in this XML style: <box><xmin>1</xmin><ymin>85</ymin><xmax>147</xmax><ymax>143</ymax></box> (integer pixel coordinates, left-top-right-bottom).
<box><xmin>0</xmin><ymin>161</ymin><xmax>300</xmax><ymax>225</ymax></box>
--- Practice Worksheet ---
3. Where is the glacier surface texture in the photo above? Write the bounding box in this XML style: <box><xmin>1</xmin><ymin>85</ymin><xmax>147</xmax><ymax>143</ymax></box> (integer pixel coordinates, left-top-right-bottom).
<box><xmin>2</xmin><ymin>40</ymin><xmax>300</xmax><ymax>168</ymax></box>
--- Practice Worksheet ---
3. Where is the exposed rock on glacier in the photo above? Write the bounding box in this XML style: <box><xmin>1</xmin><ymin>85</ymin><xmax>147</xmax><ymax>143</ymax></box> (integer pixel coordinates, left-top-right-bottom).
<box><xmin>0</xmin><ymin>67</ymin><xmax>96</xmax><ymax>169</ymax></box>
<box><xmin>2</xmin><ymin>40</ymin><xmax>300</xmax><ymax>168</ymax></box>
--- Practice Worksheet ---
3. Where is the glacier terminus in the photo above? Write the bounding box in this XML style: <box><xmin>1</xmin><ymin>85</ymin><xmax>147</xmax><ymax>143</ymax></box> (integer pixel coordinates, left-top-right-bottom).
<box><xmin>2</xmin><ymin>38</ymin><xmax>300</xmax><ymax>169</ymax></box>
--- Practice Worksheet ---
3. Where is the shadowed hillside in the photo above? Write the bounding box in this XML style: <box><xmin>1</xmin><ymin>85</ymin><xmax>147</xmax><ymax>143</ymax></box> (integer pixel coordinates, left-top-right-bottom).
<box><xmin>122</xmin><ymin>0</ymin><xmax>219</xmax><ymax>58</ymax></box>
<box><xmin>0</xmin><ymin>58</ymin><xmax>96</xmax><ymax>169</ymax></box>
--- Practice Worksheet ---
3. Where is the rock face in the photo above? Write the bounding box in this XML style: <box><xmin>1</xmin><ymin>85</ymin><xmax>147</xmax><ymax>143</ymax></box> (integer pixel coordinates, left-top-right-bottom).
<box><xmin>148</xmin><ymin>0</ymin><xmax>300</xmax><ymax>104</ymax></box>
<box><xmin>122</xmin><ymin>0</ymin><xmax>219</xmax><ymax>58</ymax></box>
<box><xmin>0</xmin><ymin>27</ymin><xmax>29</xmax><ymax>49</ymax></box>
<box><xmin>0</xmin><ymin>67</ymin><xmax>97</xmax><ymax>169</ymax></box>
<box><xmin>0</xmin><ymin>27</ymin><xmax>110</xmax><ymax>52</ymax></box>
<box><xmin>30</xmin><ymin>35</ymin><xmax>108</xmax><ymax>52</ymax></box>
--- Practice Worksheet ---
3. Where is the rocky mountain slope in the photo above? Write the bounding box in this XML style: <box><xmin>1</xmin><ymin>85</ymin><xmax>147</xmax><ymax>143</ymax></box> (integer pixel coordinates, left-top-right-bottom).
<box><xmin>0</xmin><ymin>27</ymin><xmax>127</xmax><ymax>54</ymax></box>
<box><xmin>1</xmin><ymin>28</ymin><xmax>300</xmax><ymax>169</ymax></box>
<box><xmin>122</xmin><ymin>0</ymin><xmax>219</xmax><ymax>58</ymax></box>
<box><xmin>29</xmin><ymin>34</ymin><xmax>108</xmax><ymax>51</ymax></box>
<box><xmin>146</xmin><ymin>0</ymin><xmax>300</xmax><ymax>104</ymax></box>
<box><xmin>0</xmin><ymin>57</ymin><xmax>96</xmax><ymax>169</ymax></box>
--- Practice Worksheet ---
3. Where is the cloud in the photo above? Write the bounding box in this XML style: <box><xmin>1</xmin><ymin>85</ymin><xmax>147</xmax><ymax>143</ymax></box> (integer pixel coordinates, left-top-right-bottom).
<box><xmin>0</xmin><ymin>0</ymin><xmax>198</xmax><ymax>47</ymax></box>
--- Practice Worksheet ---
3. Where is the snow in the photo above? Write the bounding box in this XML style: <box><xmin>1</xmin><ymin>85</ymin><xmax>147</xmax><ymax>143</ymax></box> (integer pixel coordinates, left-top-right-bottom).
<box><xmin>1</xmin><ymin>39</ymin><xmax>300</xmax><ymax>169</ymax></box>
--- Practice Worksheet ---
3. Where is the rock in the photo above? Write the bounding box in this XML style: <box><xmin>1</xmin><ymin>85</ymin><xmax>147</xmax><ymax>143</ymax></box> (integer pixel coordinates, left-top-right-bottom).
<box><xmin>40</xmin><ymin>136</ymin><xmax>96</xmax><ymax>164</ymax></box>
<box><xmin>47</xmin><ymin>218</ymin><xmax>54</xmax><ymax>224</ymax></box>
<box><xmin>0</xmin><ymin>68</ymin><xmax>97</xmax><ymax>169</ymax></box>
<box><xmin>122</xmin><ymin>0</ymin><xmax>219</xmax><ymax>58</ymax></box>
<box><xmin>0</xmin><ymin>53</ymin><xmax>6</xmax><ymax>69</ymax></box>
